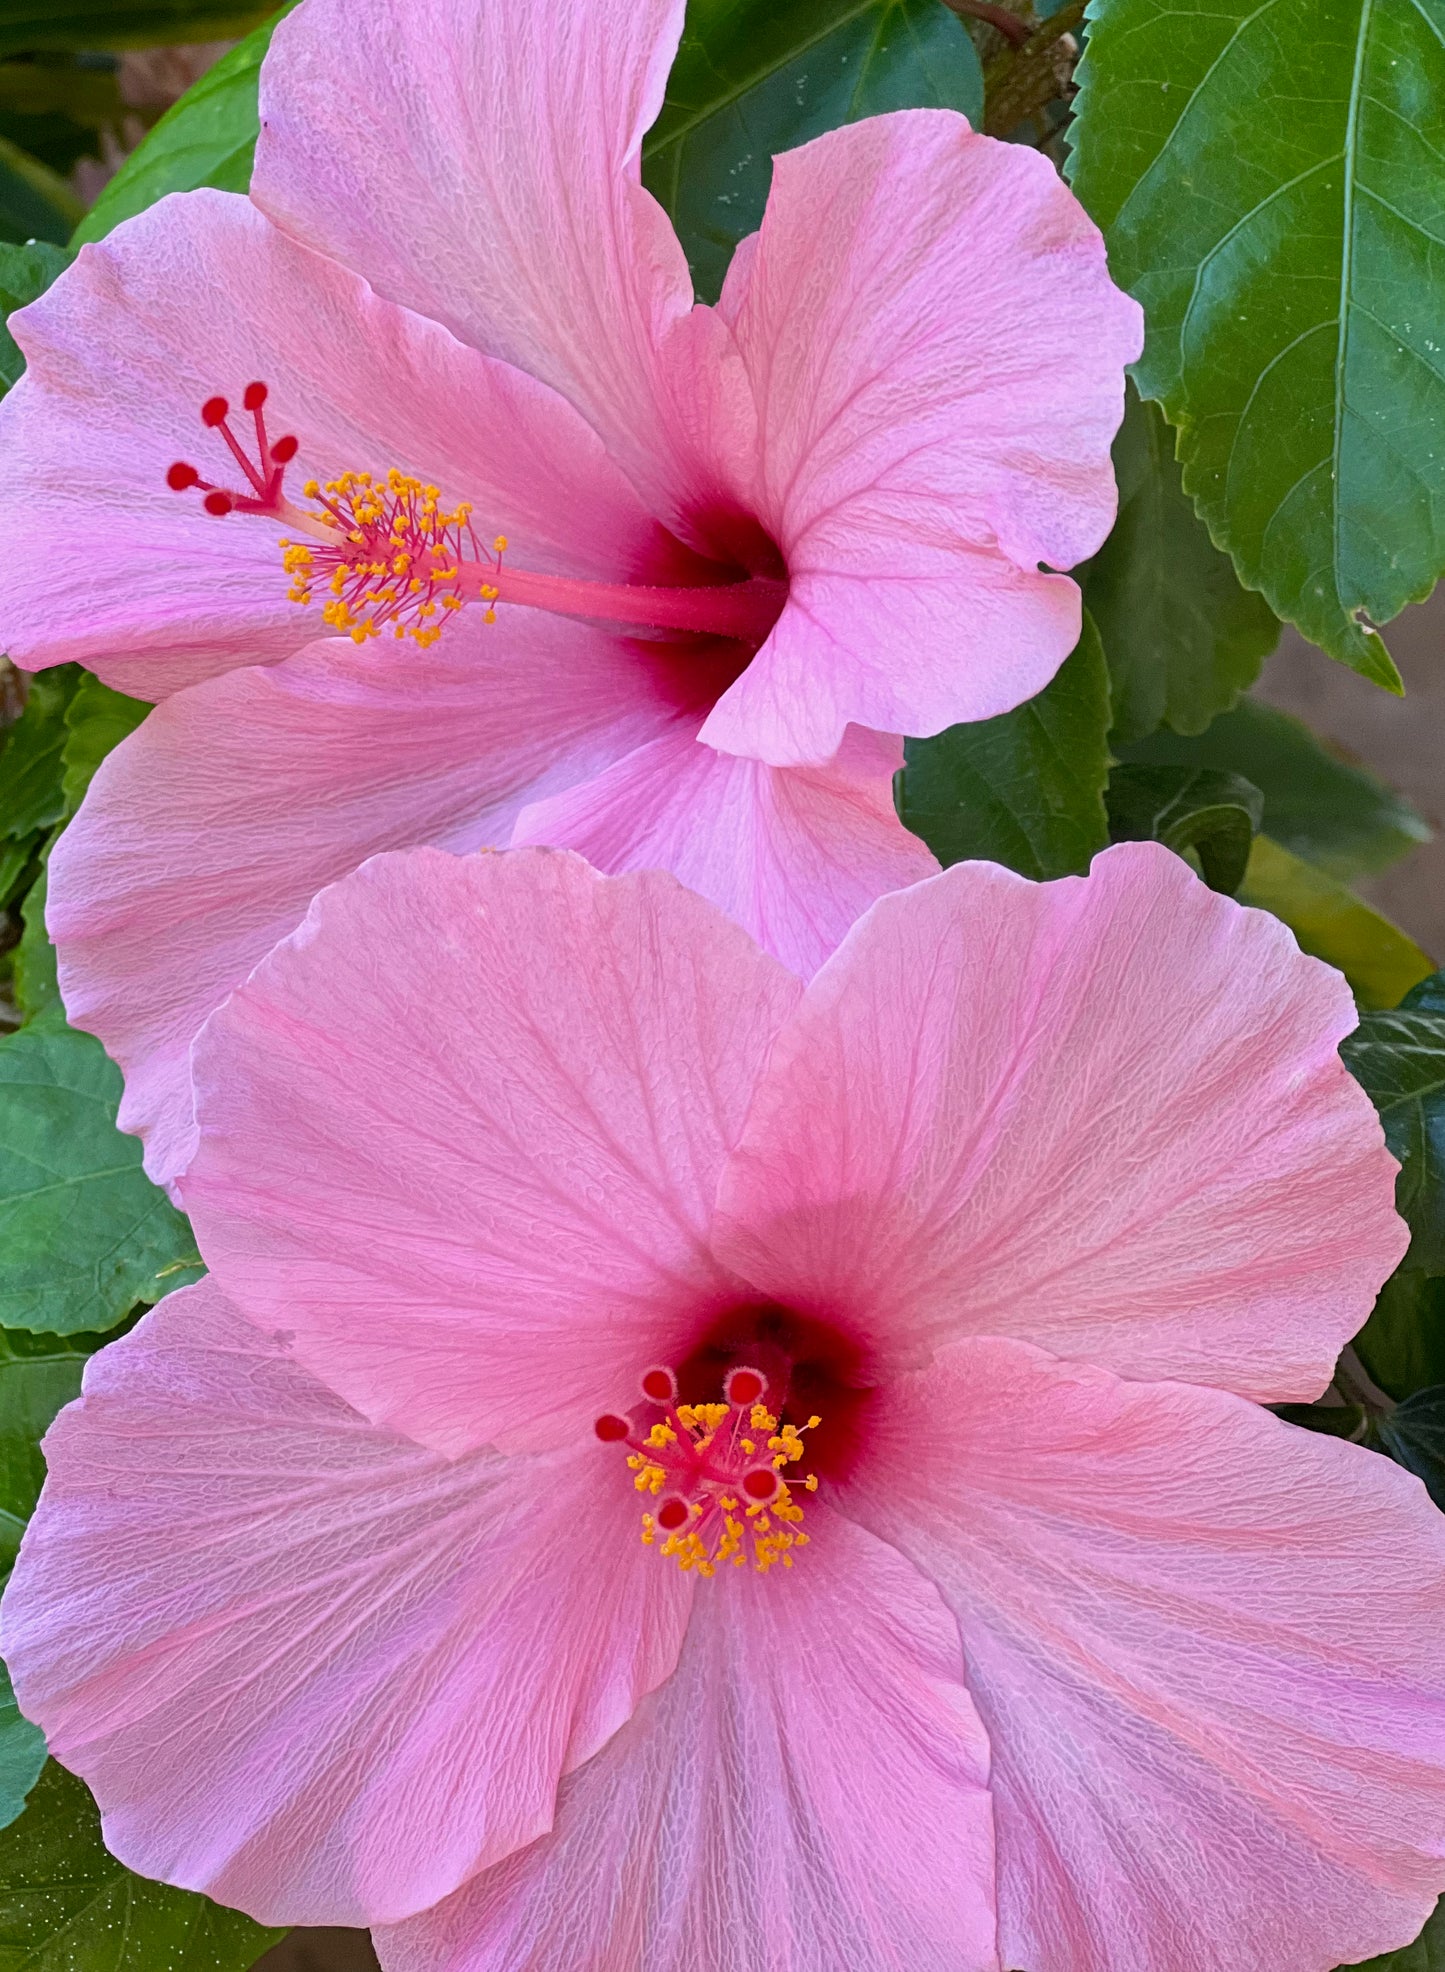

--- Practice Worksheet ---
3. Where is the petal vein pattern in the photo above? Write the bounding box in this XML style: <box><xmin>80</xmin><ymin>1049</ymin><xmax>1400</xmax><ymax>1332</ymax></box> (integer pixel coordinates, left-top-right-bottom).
<box><xmin>377</xmin><ymin>1510</ymin><xmax>999</xmax><ymax>1972</ymax></box>
<box><xmin>0</xmin><ymin>1281</ymin><xmax>694</xmax><ymax>1927</ymax></box>
<box><xmin>181</xmin><ymin>848</ymin><xmax>803</xmax><ymax>1455</ymax></box>
<box><xmin>844</xmin><ymin>1339</ymin><xmax>1445</xmax><ymax>1972</ymax></box>
<box><xmin>713</xmin><ymin>841</ymin><xmax>1406</xmax><ymax>1404</ymax></box>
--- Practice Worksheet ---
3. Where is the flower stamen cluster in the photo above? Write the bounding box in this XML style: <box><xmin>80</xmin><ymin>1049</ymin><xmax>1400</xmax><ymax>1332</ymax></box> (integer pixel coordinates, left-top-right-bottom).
<box><xmin>596</xmin><ymin>1364</ymin><xmax>819</xmax><ymax>1578</ymax></box>
<box><xmin>281</xmin><ymin>471</ymin><xmax>505</xmax><ymax>648</ymax></box>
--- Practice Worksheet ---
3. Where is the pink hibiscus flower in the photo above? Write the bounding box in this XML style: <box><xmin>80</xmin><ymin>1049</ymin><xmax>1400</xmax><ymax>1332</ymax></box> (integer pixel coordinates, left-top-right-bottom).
<box><xmin>7</xmin><ymin>841</ymin><xmax>1444</xmax><ymax>1972</ymax></box>
<box><xmin>0</xmin><ymin>0</ymin><xmax>1140</xmax><ymax>1188</ymax></box>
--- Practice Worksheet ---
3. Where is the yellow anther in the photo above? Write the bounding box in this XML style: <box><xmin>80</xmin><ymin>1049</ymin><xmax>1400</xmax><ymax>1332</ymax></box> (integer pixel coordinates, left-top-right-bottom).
<box><xmin>493</xmin><ymin>534</ymin><xmax>508</xmax><ymax>552</ymax></box>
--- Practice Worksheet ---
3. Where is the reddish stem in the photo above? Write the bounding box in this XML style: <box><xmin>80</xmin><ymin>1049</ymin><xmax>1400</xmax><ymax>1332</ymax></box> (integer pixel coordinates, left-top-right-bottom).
<box><xmin>458</xmin><ymin>562</ymin><xmax>788</xmax><ymax>642</ymax></box>
<box><xmin>939</xmin><ymin>0</ymin><xmax>1033</xmax><ymax>47</ymax></box>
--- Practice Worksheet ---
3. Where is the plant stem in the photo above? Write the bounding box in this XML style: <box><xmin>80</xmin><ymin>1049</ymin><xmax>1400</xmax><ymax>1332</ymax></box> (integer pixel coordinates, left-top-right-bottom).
<box><xmin>938</xmin><ymin>0</ymin><xmax>1033</xmax><ymax>48</ymax></box>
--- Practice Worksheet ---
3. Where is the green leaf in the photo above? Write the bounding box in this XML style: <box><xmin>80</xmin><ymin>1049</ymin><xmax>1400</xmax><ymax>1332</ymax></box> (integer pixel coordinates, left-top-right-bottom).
<box><xmin>61</xmin><ymin>676</ymin><xmax>147</xmax><ymax>815</ymax></box>
<box><xmin>0</xmin><ymin>671</ymin><xmax>76</xmax><ymax>848</ymax></box>
<box><xmin>1118</xmin><ymin>697</ymin><xmax>1431</xmax><ymax>884</ymax></box>
<box><xmin>13</xmin><ymin>853</ymin><xmax>57</xmax><ymax>1024</ymax></box>
<box><xmin>898</xmin><ymin>613</ymin><xmax>1111</xmax><ymax>879</ymax></box>
<box><xmin>72</xmin><ymin>4</ymin><xmax>296</xmax><ymax>244</ymax></box>
<box><xmin>0</xmin><ymin>135</ymin><xmax>79</xmax><ymax>249</ymax></box>
<box><xmin>0</xmin><ymin>1760</ymin><xmax>283</xmax><ymax>1971</ymax></box>
<box><xmin>1341</xmin><ymin>983</ymin><xmax>1445</xmax><ymax>1270</ymax></box>
<box><xmin>1069</xmin><ymin>0</ymin><xmax>1445</xmax><ymax>684</ymax></box>
<box><xmin>0</xmin><ymin>1668</ymin><xmax>43</xmax><ymax>1836</ymax></box>
<box><xmin>1377</xmin><ymin>1386</ymin><xmax>1445</xmax><ymax>1510</ymax></box>
<box><xmin>1239</xmin><ymin>836</ymin><xmax>1433</xmax><ymax>1012</ymax></box>
<box><xmin>0</xmin><ymin>1</ymin><xmax>271</xmax><ymax>58</ymax></box>
<box><xmin>0</xmin><ymin>839</ymin><xmax>34</xmax><ymax>912</ymax></box>
<box><xmin>1083</xmin><ymin>386</ymin><xmax>1278</xmax><ymax>744</ymax></box>
<box><xmin>0</xmin><ymin>1323</ymin><xmax>102</xmax><ymax>1579</ymax></box>
<box><xmin>640</xmin><ymin>0</ymin><xmax>983</xmax><ymax>302</ymax></box>
<box><xmin>0</xmin><ymin>239</ymin><xmax>71</xmax><ymax>395</ymax></box>
<box><xmin>0</xmin><ymin>1018</ymin><xmax>202</xmax><ymax>1334</ymax></box>
<box><xmin>1343</xmin><ymin>1897</ymin><xmax>1445</xmax><ymax>1970</ymax></box>
<box><xmin>1104</xmin><ymin>763</ymin><xmax>1262</xmax><ymax>895</ymax></box>
<box><xmin>1354</xmin><ymin>1271</ymin><xmax>1445</xmax><ymax>1404</ymax></box>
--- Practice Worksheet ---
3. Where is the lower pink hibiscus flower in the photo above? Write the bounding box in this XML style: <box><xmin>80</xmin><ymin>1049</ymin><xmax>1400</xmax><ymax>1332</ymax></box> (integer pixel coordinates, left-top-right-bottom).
<box><xmin>0</xmin><ymin>0</ymin><xmax>1140</xmax><ymax>1189</ymax></box>
<box><xmin>6</xmin><ymin>841</ymin><xmax>1442</xmax><ymax>1972</ymax></box>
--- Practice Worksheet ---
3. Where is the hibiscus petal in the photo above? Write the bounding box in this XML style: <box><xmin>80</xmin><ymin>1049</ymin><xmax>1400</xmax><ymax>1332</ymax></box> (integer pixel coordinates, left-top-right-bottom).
<box><xmin>713</xmin><ymin>841</ymin><xmax>1404</xmax><ymax>1404</ymax></box>
<box><xmin>510</xmin><ymin>724</ymin><xmax>937</xmax><ymax>981</ymax></box>
<box><xmin>376</xmin><ymin>1507</ymin><xmax>998</xmax><ymax>1972</ymax></box>
<box><xmin>846</xmin><ymin>1336</ymin><xmax>1445</xmax><ymax>1972</ymax></box>
<box><xmin>700</xmin><ymin>112</ymin><xmax>1144</xmax><ymax>766</ymax></box>
<box><xmin>0</xmin><ymin>1280</ymin><xmax>693</xmax><ymax>1927</ymax></box>
<box><xmin>0</xmin><ymin>188</ymin><xmax>670</xmax><ymax>694</ymax></box>
<box><xmin>49</xmin><ymin>617</ymin><xmax>684</xmax><ymax>1191</ymax></box>
<box><xmin>183</xmin><ymin>848</ymin><xmax>802</xmax><ymax>1455</ymax></box>
<box><xmin>253</xmin><ymin>0</ymin><xmax>698</xmax><ymax>520</ymax></box>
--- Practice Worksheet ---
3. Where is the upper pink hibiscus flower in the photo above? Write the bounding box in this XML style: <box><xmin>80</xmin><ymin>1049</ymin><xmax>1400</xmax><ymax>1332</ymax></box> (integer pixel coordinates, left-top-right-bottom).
<box><xmin>0</xmin><ymin>0</ymin><xmax>1140</xmax><ymax>1187</ymax></box>
<box><xmin>7</xmin><ymin>841</ymin><xmax>1443</xmax><ymax>1972</ymax></box>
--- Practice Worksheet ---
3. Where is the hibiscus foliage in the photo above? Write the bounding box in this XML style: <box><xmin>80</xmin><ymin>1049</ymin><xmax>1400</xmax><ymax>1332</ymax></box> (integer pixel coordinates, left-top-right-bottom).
<box><xmin>0</xmin><ymin>0</ymin><xmax>1442</xmax><ymax>1966</ymax></box>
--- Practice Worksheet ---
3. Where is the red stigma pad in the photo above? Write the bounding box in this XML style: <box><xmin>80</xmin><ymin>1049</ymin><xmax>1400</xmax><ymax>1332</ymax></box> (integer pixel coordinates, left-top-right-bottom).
<box><xmin>656</xmin><ymin>1498</ymin><xmax>690</xmax><ymax>1532</ymax></box>
<box><xmin>742</xmin><ymin>1467</ymin><xmax>780</xmax><ymax>1501</ymax></box>
<box><xmin>271</xmin><ymin>434</ymin><xmax>298</xmax><ymax>463</ymax></box>
<box><xmin>641</xmin><ymin>1367</ymin><xmax>677</xmax><ymax>1403</ymax></box>
<box><xmin>594</xmin><ymin>1413</ymin><xmax>631</xmax><ymax>1443</ymax></box>
<box><xmin>203</xmin><ymin>490</ymin><xmax>233</xmax><ymax>515</ymax></box>
<box><xmin>243</xmin><ymin>382</ymin><xmax>268</xmax><ymax>410</ymax></box>
<box><xmin>201</xmin><ymin>396</ymin><xmax>230</xmax><ymax>428</ymax></box>
<box><xmin>724</xmin><ymin>1366</ymin><xmax>765</xmax><ymax>1406</ymax></box>
<box><xmin>166</xmin><ymin>462</ymin><xmax>199</xmax><ymax>491</ymax></box>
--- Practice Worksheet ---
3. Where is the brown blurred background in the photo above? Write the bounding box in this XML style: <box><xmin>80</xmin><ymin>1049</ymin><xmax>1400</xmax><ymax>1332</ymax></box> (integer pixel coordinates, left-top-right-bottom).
<box><xmin>1259</xmin><ymin>596</ymin><xmax>1444</xmax><ymax>958</ymax></box>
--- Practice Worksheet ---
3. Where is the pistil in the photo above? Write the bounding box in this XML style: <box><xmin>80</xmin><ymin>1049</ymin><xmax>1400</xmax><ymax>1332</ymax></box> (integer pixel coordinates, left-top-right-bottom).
<box><xmin>167</xmin><ymin>382</ymin><xmax>787</xmax><ymax>649</ymax></box>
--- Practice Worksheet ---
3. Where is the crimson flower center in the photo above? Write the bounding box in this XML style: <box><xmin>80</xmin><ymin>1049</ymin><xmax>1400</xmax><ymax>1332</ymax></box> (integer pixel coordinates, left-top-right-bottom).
<box><xmin>167</xmin><ymin>383</ymin><xmax>789</xmax><ymax>650</ymax></box>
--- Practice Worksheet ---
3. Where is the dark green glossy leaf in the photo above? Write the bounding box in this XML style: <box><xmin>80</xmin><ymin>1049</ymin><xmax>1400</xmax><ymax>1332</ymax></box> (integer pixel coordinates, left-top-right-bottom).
<box><xmin>0</xmin><ymin>838</ymin><xmax>33</xmax><ymax>911</ymax></box>
<box><xmin>0</xmin><ymin>1017</ymin><xmax>201</xmax><ymax>1333</ymax></box>
<box><xmin>641</xmin><ymin>0</ymin><xmax>983</xmax><ymax>301</ymax></box>
<box><xmin>898</xmin><ymin>613</ymin><xmax>1110</xmax><ymax>879</ymax></box>
<box><xmin>1069</xmin><ymin>0</ymin><xmax>1445</xmax><ymax>685</ymax></box>
<box><xmin>0</xmin><ymin>136</ymin><xmax>79</xmax><ymax>249</ymax></box>
<box><xmin>1104</xmin><ymin>763</ymin><xmax>1262</xmax><ymax>895</ymax></box>
<box><xmin>0</xmin><ymin>1760</ymin><xmax>283</xmax><ymax>1971</ymax></box>
<box><xmin>61</xmin><ymin>676</ymin><xmax>147</xmax><ymax>815</ymax></box>
<box><xmin>72</xmin><ymin>4</ymin><xmax>295</xmax><ymax>244</ymax></box>
<box><xmin>0</xmin><ymin>239</ymin><xmax>71</xmax><ymax>394</ymax></box>
<box><xmin>1405</xmin><ymin>974</ymin><xmax>1445</xmax><ymax>1020</ymax></box>
<box><xmin>1273</xmin><ymin>1398</ymin><xmax>1368</xmax><ymax>1443</ymax></box>
<box><xmin>0</xmin><ymin>671</ymin><xmax>75</xmax><ymax>848</ymax></box>
<box><xmin>0</xmin><ymin>0</ymin><xmax>269</xmax><ymax>58</ymax></box>
<box><xmin>1377</xmin><ymin>1386</ymin><xmax>1445</xmax><ymax>1510</ymax></box>
<box><xmin>13</xmin><ymin>853</ymin><xmax>57</xmax><ymax>1024</ymax></box>
<box><xmin>0</xmin><ymin>1667</ymin><xmax>43</xmax><ymax>1835</ymax></box>
<box><xmin>1343</xmin><ymin>1896</ymin><xmax>1445</xmax><ymax>1970</ymax></box>
<box><xmin>1118</xmin><ymin>698</ymin><xmax>1430</xmax><ymax>884</ymax></box>
<box><xmin>1239</xmin><ymin>837</ymin><xmax>1432</xmax><ymax>1012</ymax></box>
<box><xmin>1354</xmin><ymin>1271</ymin><xmax>1445</xmax><ymax>1404</ymax></box>
<box><xmin>1083</xmin><ymin>386</ymin><xmax>1278</xmax><ymax>743</ymax></box>
<box><xmin>0</xmin><ymin>1323</ymin><xmax>101</xmax><ymax>1579</ymax></box>
<box><xmin>1342</xmin><ymin>985</ymin><xmax>1445</xmax><ymax>1268</ymax></box>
